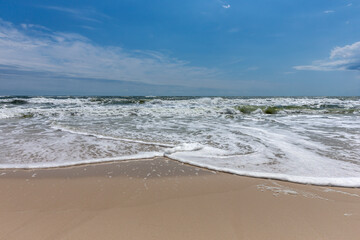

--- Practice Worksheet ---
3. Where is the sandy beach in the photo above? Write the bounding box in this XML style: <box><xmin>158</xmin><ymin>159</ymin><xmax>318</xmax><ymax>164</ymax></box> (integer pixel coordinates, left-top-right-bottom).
<box><xmin>2</xmin><ymin>0</ymin><xmax>360</xmax><ymax>237</ymax></box>
<box><xmin>0</xmin><ymin>157</ymin><xmax>359</xmax><ymax>240</ymax></box>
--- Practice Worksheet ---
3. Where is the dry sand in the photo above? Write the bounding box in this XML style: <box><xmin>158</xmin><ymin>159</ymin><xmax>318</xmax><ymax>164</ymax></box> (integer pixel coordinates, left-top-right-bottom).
<box><xmin>0</xmin><ymin>157</ymin><xmax>359</xmax><ymax>240</ymax></box>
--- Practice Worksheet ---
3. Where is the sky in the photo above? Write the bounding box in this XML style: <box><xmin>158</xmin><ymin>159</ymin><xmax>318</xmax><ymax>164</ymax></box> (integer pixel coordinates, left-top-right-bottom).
<box><xmin>0</xmin><ymin>0</ymin><xmax>360</xmax><ymax>96</ymax></box>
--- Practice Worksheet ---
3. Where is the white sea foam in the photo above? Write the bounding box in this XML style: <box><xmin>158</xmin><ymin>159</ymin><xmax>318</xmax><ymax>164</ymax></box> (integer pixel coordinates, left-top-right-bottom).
<box><xmin>0</xmin><ymin>152</ymin><xmax>163</xmax><ymax>169</ymax></box>
<box><xmin>51</xmin><ymin>124</ymin><xmax>175</xmax><ymax>148</ymax></box>
<box><xmin>0</xmin><ymin>96</ymin><xmax>359</xmax><ymax>187</ymax></box>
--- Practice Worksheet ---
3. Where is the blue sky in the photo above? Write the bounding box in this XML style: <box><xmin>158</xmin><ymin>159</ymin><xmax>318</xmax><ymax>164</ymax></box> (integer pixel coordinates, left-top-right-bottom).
<box><xmin>0</xmin><ymin>0</ymin><xmax>359</xmax><ymax>96</ymax></box>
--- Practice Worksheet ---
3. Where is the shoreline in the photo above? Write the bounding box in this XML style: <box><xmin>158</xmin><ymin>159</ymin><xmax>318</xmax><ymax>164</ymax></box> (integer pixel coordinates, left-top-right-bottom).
<box><xmin>1</xmin><ymin>156</ymin><xmax>360</xmax><ymax>239</ymax></box>
<box><xmin>1</xmin><ymin>156</ymin><xmax>359</xmax><ymax>188</ymax></box>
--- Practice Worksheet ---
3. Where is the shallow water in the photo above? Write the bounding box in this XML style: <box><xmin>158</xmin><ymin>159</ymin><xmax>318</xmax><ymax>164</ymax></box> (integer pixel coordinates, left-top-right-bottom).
<box><xmin>0</xmin><ymin>96</ymin><xmax>359</xmax><ymax>187</ymax></box>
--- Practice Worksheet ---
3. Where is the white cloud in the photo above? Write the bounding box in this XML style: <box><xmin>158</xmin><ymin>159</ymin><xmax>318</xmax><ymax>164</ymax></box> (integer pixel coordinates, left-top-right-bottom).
<box><xmin>43</xmin><ymin>6</ymin><xmax>79</xmax><ymax>14</ymax></box>
<box><xmin>20</xmin><ymin>23</ymin><xmax>50</xmax><ymax>31</ymax></box>
<box><xmin>324</xmin><ymin>10</ymin><xmax>335</xmax><ymax>14</ymax></box>
<box><xmin>40</xmin><ymin>6</ymin><xmax>109</xmax><ymax>23</ymax></box>
<box><xmin>80</xmin><ymin>25</ymin><xmax>96</xmax><ymax>30</ymax></box>
<box><xmin>218</xmin><ymin>0</ymin><xmax>230</xmax><ymax>9</ymax></box>
<box><xmin>0</xmin><ymin>19</ymin><xmax>218</xmax><ymax>86</ymax></box>
<box><xmin>294</xmin><ymin>41</ymin><xmax>360</xmax><ymax>71</ymax></box>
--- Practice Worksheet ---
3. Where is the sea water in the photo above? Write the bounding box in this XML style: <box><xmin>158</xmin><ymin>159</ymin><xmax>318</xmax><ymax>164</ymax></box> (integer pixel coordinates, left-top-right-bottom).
<box><xmin>0</xmin><ymin>96</ymin><xmax>359</xmax><ymax>187</ymax></box>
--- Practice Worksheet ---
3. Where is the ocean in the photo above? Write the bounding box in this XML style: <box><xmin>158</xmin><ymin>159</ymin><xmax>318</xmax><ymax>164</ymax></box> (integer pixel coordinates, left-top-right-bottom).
<box><xmin>1</xmin><ymin>96</ymin><xmax>359</xmax><ymax>187</ymax></box>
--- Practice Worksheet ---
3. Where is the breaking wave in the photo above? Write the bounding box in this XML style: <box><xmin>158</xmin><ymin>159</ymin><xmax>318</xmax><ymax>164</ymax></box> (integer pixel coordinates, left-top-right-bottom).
<box><xmin>1</xmin><ymin>96</ymin><xmax>360</xmax><ymax>187</ymax></box>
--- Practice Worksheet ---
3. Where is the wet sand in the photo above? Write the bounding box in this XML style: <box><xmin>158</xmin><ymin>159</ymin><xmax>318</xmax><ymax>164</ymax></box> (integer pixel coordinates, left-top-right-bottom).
<box><xmin>0</xmin><ymin>157</ymin><xmax>359</xmax><ymax>240</ymax></box>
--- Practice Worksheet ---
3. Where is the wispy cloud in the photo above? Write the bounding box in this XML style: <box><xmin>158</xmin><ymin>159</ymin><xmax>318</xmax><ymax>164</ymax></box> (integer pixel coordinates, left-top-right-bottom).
<box><xmin>80</xmin><ymin>25</ymin><xmax>96</xmax><ymax>30</ymax></box>
<box><xmin>294</xmin><ymin>41</ymin><xmax>360</xmax><ymax>71</ymax></box>
<box><xmin>0</xmin><ymin>19</ymin><xmax>218</xmax><ymax>87</ymax></box>
<box><xmin>43</xmin><ymin>6</ymin><xmax>78</xmax><ymax>14</ymax></box>
<box><xmin>218</xmin><ymin>0</ymin><xmax>231</xmax><ymax>9</ymax></box>
<box><xmin>323</xmin><ymin>10</ymin><xmax>335</xmax><ymax>14</ymax></box>
<box><xmin>40</xmin><ymin>6</ymin><xmax>108</xmax><ymax>23</ymax></box>
<box><xmin>20</xmin><ymin>23</ymin><xmax>50</xmax><ymax>31</ymax></box>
